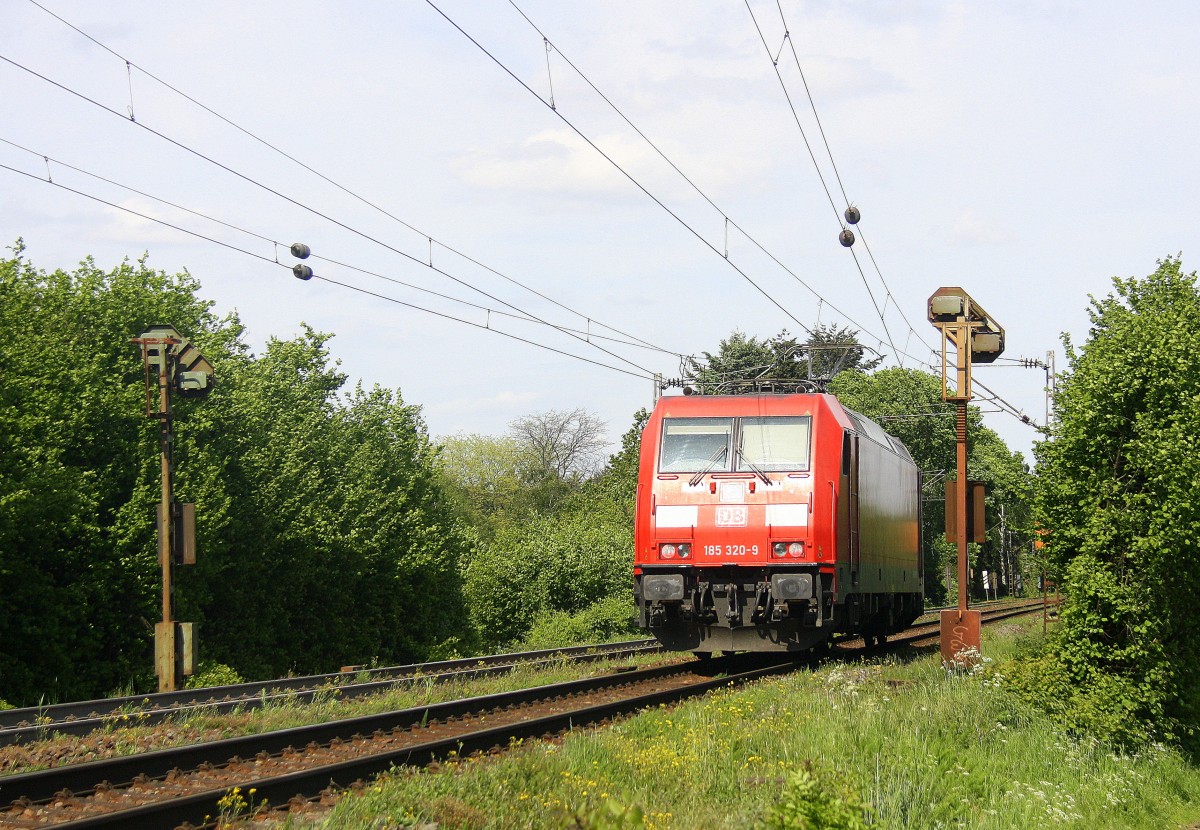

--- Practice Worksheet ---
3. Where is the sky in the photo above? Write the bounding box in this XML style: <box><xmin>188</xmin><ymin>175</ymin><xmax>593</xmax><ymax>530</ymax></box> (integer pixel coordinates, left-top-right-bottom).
<box><xmin>3</xmin><ymin>1</ymin><xmax>1198</xmax><ymax>463</ymax></box>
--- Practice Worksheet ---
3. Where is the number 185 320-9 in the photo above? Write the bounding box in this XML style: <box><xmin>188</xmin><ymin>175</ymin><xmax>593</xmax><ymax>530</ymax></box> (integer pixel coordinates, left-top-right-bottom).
<box><xmin>703</xmin><ymin>544</ymin><xmax>758</xmax><ymax>557</ymax></box>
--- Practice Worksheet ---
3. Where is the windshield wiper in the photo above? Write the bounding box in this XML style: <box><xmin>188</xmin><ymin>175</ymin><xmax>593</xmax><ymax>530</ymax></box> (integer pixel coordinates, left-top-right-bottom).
<box><xmin>736</xmin><ymin>445</ymin><xmax>772</xmax><ymax>486</ymax></box>
<box><xmin>688</xmin><ymin>445</ymin><xmax>729</xmax><ymax>487</ymax></box>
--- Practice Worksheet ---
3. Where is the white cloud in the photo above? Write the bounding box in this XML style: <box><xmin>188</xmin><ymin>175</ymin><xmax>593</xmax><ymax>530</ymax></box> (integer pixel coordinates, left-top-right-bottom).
<box><xmin>427</xmin><ymin>389</ymin><xmax>540</xmax><ymax>423</ymax></box>
<box><xmin>91</xmin><ymin>197</ymin><xmax>205</xmax><ymax>247</ymax></box>
<box><xmin>952</xmin><ymin>210</ymin><xmax>1015</xmax><ymax>246</ymax></box>
<box><xmin>453</xmin><ymin>128</ymin><xmax>626</xmax><ymax>196</ymax></box>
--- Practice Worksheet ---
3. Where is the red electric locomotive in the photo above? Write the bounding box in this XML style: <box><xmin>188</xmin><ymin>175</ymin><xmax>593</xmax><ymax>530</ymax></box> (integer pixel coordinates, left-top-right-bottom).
<box><xmin>634</xmin><ymin>392</ymin><xmax>922</xmax><ymax>654</ymax></box>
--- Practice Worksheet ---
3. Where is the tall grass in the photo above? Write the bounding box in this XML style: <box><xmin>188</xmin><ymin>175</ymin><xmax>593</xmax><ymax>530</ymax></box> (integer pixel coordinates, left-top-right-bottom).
<box><xmin>315</xmin><ymin>619</ymin><xmax>1200</xmax><ymax>829</ymax></box>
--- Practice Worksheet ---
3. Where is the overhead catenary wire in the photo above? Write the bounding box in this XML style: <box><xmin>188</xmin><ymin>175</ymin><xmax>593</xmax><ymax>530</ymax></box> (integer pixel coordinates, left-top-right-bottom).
<box><xmin>1</xmin><ymin>136</ymin><xmax>682</xmax><ymax>358</ymax></box>
<box><xmin>771</xmin><ymin>0</ymin><xmax>938</xmax><ymax>359</ymax></box>
<box><xmin>0</xmin><ymin>52</ymin><xmax>665</xmax><ymax>379</ymax></box>
<box><xmin>28</xmin><ymin>0</ymin><xmax>946</xmax><ymax>377</ymax></box>
<box><xmin>0</xmin><ymin>160</ymin><xmax>656</xmax><ymax>382</ymax></box>
<box><xmin>18</xmin><ymin>4</ymin><xmax>1040</xmax><ymax>428</ymax></box>
<box><xmin>423</xmin><ymin>0</ymin><xmax>816</xmax><ymax>340</ymax></box>
<box><xmin>743</xmin><ymin>0</ymin><xmax>901</xmax><ymax>366</ymax></box>
<box><xmin>21</xmin><ymin>0</ymin><xmax>672</xmax><ymax>361</ymax></box>
<box><xmin>973</xmin><ymin>378</ymin><xmax>1040</xmax><ymax>427</ymax></box>
<box><xmin>504</xmin><ymin>0</ymin><xmax>941</xmax><ymax>371</ymax></box>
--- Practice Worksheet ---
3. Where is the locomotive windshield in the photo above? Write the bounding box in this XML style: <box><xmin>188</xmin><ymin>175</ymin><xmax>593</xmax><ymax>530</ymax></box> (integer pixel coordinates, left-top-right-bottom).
<box><xmin>659</xmin><ymin>418</ymin><xmax>733</xmax><ymax>472</ymax></box>
<box><xmin>737</xmin><ymin>416</ymin><xmax>812</xmax><ymax>471</ymax></box>
<box><xmin>658</xmin><ymin>415</ymin><xmax>812</xmax><ymax>473</ymax></box>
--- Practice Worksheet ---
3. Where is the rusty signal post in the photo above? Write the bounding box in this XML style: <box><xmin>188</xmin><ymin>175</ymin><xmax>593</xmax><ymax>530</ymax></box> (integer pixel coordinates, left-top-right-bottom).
<box><xmin>927</xmin><ymin>288</ymin><xmax>1004</xmax><ymax>665</ymax></box>
<box><xmin>132</xmin><ymin>325</ymin><xmax>214</xmax><ymax>692</ymax></box>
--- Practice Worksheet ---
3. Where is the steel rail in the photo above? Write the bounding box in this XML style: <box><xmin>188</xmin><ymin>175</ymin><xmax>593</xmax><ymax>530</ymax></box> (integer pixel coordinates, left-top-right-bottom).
<box><xmin>825</xmin><ymin>597</ymin><xmax>1047</xmax><ymax>647</ymax></box>
<box><xmin>2</xmin><ymin>603</ymin><xmax>1048</xmax><ymax>828</ymax></box>
<box><xmin>0</xmin><ymin>640</ymin><xmax>661</xmax><ymax>746</ymax></box>
<box><xmin>35</xmin><ymin>659</ymin><xmax>793</xmax><ymax>830</ymax></box>
<box><xmin>2</xmin><ymin>657</ymin><xmax>781</xmax><ymax>828</ymax></box>
<box><xmin>907</xmin><ymin>602</ymin><xmax>1047</xmax><ymax>640</ymax></box>
<box><xmin>0</xmin><ymin>658</ymin><xmax>709</xmax><ymax>804</ymax></box>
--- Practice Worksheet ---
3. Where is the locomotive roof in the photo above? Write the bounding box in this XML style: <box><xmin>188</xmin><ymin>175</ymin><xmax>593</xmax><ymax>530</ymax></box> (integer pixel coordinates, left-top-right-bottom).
<box><xmin>649</xmin><ymin>393</ymin><xmax>914</xmax><ymax>463</ymax></box>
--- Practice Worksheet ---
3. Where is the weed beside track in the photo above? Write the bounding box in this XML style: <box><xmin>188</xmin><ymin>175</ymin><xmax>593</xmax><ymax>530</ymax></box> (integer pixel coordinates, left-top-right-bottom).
<box><xmin>308</xmin><ymin>616</ymin><xmax>1200</xmax><ymax>830</ymax></box>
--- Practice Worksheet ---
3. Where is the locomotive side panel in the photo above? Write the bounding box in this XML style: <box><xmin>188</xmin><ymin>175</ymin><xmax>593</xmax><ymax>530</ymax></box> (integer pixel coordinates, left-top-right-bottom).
<box><xmin>855</xmin><ymin>435</ymin><xmax>921</xmax><ymax>593</ymax></box>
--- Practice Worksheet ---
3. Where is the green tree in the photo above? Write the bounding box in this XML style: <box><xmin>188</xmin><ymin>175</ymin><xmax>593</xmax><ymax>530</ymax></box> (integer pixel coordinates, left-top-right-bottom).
<box><xmin>171</xmin><ymin>330</ymin><xmax>474</xmax><ymax>676</ymax></box>
<box><xmin>435</xmin><ymin>433</ymin><xmax>530</xmax><ymax>537</ymax></box>
<box><xmin>460</xmin><ymin>409</ymin><xmax>646</xmax><ymax>649</ymax></box>
<box><xmin>829</xmin><ymin>367</ymin><xmax>1032</xmax><ymax>604</ymax></box>
<box><xmin>462</xmin><ymin>508</ymin><xmax>632</xmax><ymax>649</ymax></box>
<box><xmin>0</xmin><ymin>247</ymin><xmax>474</xmax><ymax>702</ymax></box>
<box><xmin>685</xmin><ymin>327</ymin><xmax>880</xmax><ymax>392</ymax></box>
<box><xmin>582</xmin><ymin>407</ymin><xmax>649</xmax><ymax>519</ymax></box>
<box><xmin>437</xmin><ymin>408</ymin><xmax>611</xmax><ymax>535</ymax></box>
<box><xmin>686</xmin><ymin>330</ymin><xmax>777</xmax><ymax>393</ymax></box>
<box><xmin>780</xmin><ymin>323</ymin><xmax>884</xmax><ymax>381</ymax></box>
<box><xmin>0</xmin><ymin>244</ymin><xmax>235</xmax><ymax>702</ymax></box>
<box><xmin>1027</xmin><ymin>256</ymin><xmax>1200</xmax><ymax>745</ymax></box>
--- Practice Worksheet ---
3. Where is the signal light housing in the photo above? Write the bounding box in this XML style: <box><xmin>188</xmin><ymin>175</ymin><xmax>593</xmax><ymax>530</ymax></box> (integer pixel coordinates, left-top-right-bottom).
<box><xmin>659</xmin><ymin>542</ymin><xmax>691</xmax><ymax>560</ymax></box>
<box><xmin>773</xmin><ymin>541</ymin><xmax>804</xmax><ymax>558</ymax></box>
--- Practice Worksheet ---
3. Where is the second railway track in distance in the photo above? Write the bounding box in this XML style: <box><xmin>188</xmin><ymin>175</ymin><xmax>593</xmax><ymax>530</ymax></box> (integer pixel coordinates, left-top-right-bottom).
<box><xmin>0</xmin><ymin>601</ymin><xmax>1046</xmax><ymax>830</ymax></box>
<box><xmin>0</xmin><ymin>639</ymin><xmax>663</xmax><ymax>747</ymax></box>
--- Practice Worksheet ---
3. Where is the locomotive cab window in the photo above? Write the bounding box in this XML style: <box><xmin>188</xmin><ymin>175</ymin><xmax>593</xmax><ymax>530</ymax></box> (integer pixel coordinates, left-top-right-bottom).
<box><xmin>659</xmin><ymin>418</ymin><xmax>733</xmax><ymax>473</ymax></box>
<box><xmin>737</xmin><ymin>416</ymin><xmax>812</xmax><ymax>472</ymax></box>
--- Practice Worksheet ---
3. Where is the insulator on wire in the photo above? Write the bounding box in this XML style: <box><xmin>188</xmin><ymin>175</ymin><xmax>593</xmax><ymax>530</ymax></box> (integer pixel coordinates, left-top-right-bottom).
<box><xmin>844</xmin><ymin>206</ymin><xmax>861</xmax><ymax>225</ymax></box>
<box><xmin>838</xmin><ymin>228</ymin><xmax>856</xmax><ymax>247</ymax></box>
<box><xmin>290</xmin><ymin>242</ymin><xmax>311</xmax><ymax>259</ymax></box>
<box><xmin>293</xmin><ymin>264</ymin><xmax>314</xmax><ymax>281</ymax></box>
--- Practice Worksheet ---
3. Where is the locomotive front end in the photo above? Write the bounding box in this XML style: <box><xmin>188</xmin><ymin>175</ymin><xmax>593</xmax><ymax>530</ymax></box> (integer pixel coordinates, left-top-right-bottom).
<box><xmin>634</xmin><ymin>395</ymin><xmax>839</xmax><ymax>654</ymax></box>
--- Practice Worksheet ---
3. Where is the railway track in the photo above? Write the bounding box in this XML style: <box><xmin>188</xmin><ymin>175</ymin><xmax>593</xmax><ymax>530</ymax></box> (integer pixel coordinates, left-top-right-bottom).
<box><xmin>0</xmin><ymin>639</ymin><xmax>662</xmax><ymax>747</ymax></box>
<box><xmin>0</xmin><ymin>601</ymin><xmax>1045</xmax><ymax>829</ymax></box>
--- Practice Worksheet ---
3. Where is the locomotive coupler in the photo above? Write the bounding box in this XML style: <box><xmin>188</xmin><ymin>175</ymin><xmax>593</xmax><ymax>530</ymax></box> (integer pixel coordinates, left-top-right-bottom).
<box><xmin>695</xmin><ymin>582</ymin><xmax>718</xmax><ymax>624</ymax></box>
<box><xmin>750</xmin><ymin>582</ymin><xmax>773</xmax><ymax>624</ymax></box>
<box><xmin>724</xmin><ymin>582</ymin><xmax>741</xmax><ymax>626</ymax></box>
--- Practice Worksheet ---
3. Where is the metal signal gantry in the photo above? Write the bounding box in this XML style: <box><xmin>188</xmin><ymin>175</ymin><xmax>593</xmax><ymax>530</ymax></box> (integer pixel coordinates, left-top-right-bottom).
<box><xmin>132</xmin><ymin>325</ymin><xmax>214</xmax><ymax>692</ymax></box>
<box><xmin>927</xmin><ymin>288</ymin><xmax>1005</xmax><ymax>667</ymax></box>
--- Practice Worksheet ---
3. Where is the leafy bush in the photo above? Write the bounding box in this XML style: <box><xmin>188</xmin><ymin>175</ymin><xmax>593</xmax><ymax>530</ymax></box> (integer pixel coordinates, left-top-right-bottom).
<box><xmin>760</xmin><ymin>762</ymin><xmax>871</xmax><ymax>830</ymax></box>
<box><xmin>1033</xmin><ymin>257</ymin><xmax>1200</xmax><ymax>747</ymax></box>
<box><xmin>0</xmin><ymin>248</ymin><xmax>474</xmax><ymax>704</ymax></box>
<box><xmin>464</xmin><ymin>510</ymin><xmax>632</xmax><ymax>649</ymax></box>
<box><xmin>522</xmin><ymin>596</ymin><xmax>639</xmax><ymax>650</ymax></box>
<box><xmin>185</xmin><ymin>661</ymin><xmax>245</xmax><ymax>689</ymax></box>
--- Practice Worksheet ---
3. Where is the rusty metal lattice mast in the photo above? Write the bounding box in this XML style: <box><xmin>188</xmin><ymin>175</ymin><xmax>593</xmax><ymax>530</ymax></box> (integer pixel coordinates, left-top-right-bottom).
<box><xmin>133</xmin><ymin>325</ymin><xmax>213</xmax><ymax>692</ymax></box>
<box><xmin>927</xmin><ymin>288</ymin><xmax>1004</xmax><ymax>664</ymax></box>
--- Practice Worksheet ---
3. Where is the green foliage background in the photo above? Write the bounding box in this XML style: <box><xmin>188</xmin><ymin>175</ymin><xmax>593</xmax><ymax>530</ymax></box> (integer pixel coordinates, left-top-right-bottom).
<box><xmin>1</xmin><ymin>238</ymin><xmax>1045</xmax><ymax>708</ymax></box>
<box><xmin>449</xmin><ymin>410</ymin><xmax>648</xmax><ymax>651</ymax></box>
<box><xmin>1019</xmin><ymin>256</ymin><xmax>1200</xmax><ymax>747</ymax></box>
<box><xmin>829</xmin><ymin>368</ymin><xmax>1032</xmax><ymax>604</ymax></box>
<box><xmin>0</xmin><ymin>246</ymin><xmax>471</xmax><ymax>704</ymax></box>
